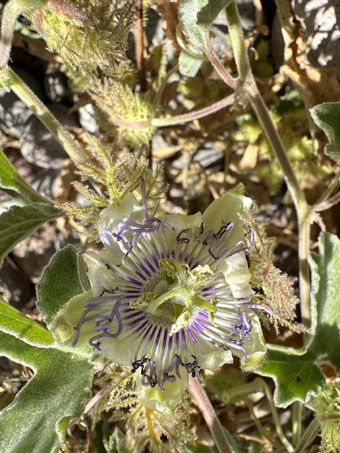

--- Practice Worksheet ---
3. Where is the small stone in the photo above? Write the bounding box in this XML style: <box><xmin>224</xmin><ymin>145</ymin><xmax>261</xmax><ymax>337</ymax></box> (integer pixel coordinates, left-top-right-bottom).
<box><xmin>0</xmin><ymin>91</ymin><xmax>32</xmax><ymax>137</ymax></box>
<box><xmin>44</xmin><ymin>71</ymin><xmax>69</xmax><ymax>103</ymax></box>
<box><xmin>0</xmin><ymin>66</ymin><xmax>44</xmax><ymax>138</ymax></box>
<box><xmin>78</xmin><ymin>103</ymin><xmax>99</xmax><ymax>133</ymax></box>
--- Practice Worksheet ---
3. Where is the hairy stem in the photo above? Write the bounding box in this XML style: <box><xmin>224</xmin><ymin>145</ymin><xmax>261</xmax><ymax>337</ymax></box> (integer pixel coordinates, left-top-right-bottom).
<box><xmin>5</xmin><ymin>67</ymin><xmax>85</xmax><ymax>162</ymax></box>
<box><xmin>134</xmin><ymin>0</ymin><xmax>146</xmax><ymax>92</ymax></box>
<box><xmin>204</xmin><ymin>35</ymin><xmax>237</xmax><ymax>89</ymax></box>
<box><xmin>154</xmin><ymin>64</ymin><xmax>179</xmax><ymax>106</ymax></box>
<box><xmin>292</xmin><ymin>402</ymin><xmax>303</xmax><ymax>447</ymax></box>
<box><xmin>314</xmin><ymin>190</ymin><xmax>340</xmax><ymax>212</ymax></box>
<box><xmin>0</xmin><ymin>0</ymin><xmax>47</xmax><ymax>68</ymax></box>
<box><xmin>152</xmin><ymin>94</ymin><xmax>236</xmax><ymax>127</ymax></box>
<box><xmin>225</xmin><ymin>378</ymin><xmax>294</xmax><ymax>452</ymax></box>
<box><xmin>293</xmin><ymin>418</ymin><xmax>319</xmax><ymax>453</ymax></box>
<box><xmin>111</xmin><ymin>94</ymin><xmax>236</xmax><ymax>129</ymax></box>
<box><xmin>189</xmin><ymin>375</ymin><xmax>236</xmax><ymax>453</ymax></box>
<box><xmin>221</xmin><ymin>1</ymin><xmax>311</xmax><ymax>325</ymax></box>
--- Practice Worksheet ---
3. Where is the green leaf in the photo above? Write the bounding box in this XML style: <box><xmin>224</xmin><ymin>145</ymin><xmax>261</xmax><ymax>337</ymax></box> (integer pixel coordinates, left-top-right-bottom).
<box><xmin>309</xmin><ymin>232</ymin><xmax>340</xmax><ymax>370</ymax></box>
<box><xmin>178</xmin><ymin>0</ymin><xmax>230</xmax><ymax>77</ymax></box>
<box><xmin>0</xmin><ymin>150</ymin><xmax>49</xmax><ymax>203</ymax></box>
<box><xmin>0</xmin><ymin>203</ymin><xmax>58</xmax><ymax>268</ymax></box>
<box><xmin>258</xmin><ymin>344</ymin><xmax>324</xmax><ymax>407</ymax></box>
<box><xmin>0</xmin><ymin>66</ymin><xmax>12</xmax><ymax>91</ymax></box>
<box><xmin>179</xmin><ymin>0</ymin><xmax>231</xmax><ymax>45</ymax></box>
<box><xmin>107</xmin><ymin>427</ymin><xmax>133</xmax><ymax>453</ymax></box>
<box><xmin>310</xmin><ymin>103</ymin><xmax>340</xmax><ymax>165</ymax></box>
<box><xmin>0</xmin><ymin>298</ymin><xmax>54</xmax><ymax>346</ymax></box>
<box><xmin>178</xmin><ymin>50</ymin><xmax>205</xmax><ymax>77</ymax></box>
<box><xmin>0</xmin><ymin>330</ymin><xmax>94</xmax><ymax>453</ymax></box>
<box><xmin>257</xmin><ymin>232</ymin><xmax>340</xmax><ymax>407</ymax></box>
<box><xmin>184</xmin><ymin>442</ymin><xmax>213</xmax><ymax>452</ymax></box>
<box><xmin>37</xmin><ymin>245</ymin><xmax>88</xmax><ymax>333</ymax></box>
<box><xmin>197</xmin><ymin>0</ymin><xmax>232</xmax><ymax>29</ymax></box>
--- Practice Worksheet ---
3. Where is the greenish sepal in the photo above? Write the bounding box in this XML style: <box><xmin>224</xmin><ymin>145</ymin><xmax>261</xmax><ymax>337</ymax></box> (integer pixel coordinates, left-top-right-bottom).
<box><xmin>53</xmin><ymin>290</ymin><xmax>93</xmax><ymax>346</ymax></box>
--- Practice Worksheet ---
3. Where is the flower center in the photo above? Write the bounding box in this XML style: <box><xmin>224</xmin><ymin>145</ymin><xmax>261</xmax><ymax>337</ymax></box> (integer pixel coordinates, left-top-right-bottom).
<box><xmin>132</xmin><ymin>258</ymin><xmax>218</xmax><ymax>334</ymax></box>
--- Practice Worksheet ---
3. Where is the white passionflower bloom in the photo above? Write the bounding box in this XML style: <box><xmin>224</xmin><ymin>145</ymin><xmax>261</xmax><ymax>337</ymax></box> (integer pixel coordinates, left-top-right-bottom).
<box><xmin>72</xmin><ymin>182</ymin><xmax>269</xmax><ymax>411</ymax></box>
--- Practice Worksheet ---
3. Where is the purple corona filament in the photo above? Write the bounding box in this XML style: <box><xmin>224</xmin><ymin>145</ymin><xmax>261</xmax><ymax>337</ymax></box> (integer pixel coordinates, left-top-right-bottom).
<box><xmin>73</xmin><ymin>182</ymin><xmax>272</xmax><ymax>390</ymax></box>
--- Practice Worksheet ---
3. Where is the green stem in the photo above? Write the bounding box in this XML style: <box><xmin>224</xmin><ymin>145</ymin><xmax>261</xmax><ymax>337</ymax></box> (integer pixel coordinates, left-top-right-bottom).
<box><xmin>314</xmin><ymin>169</ymin><xmax>340</xmax><ymax>206</ymax></box>
<box><xmin>224</xmin><ymin>2</ymin><xmax>249</xmax><ymax>81</ymax></box>
<box><xmin>225</xmin><ymin>378</ymin><xmax>294</xmax><ymax>452</ymax></box>
<box><xmin>298</xmin><ymin>209</ymin><xmax>312</xmax><ymax>325</ymax></box>
<box><xmin>7</xmin><ymin>67</ymin><xmax>85</xmax><ymax>163</ymax></box>
<box><xmin>245</xmin><ymin>85</ymin><xmax>305</xmax><ymax>208</ymax></box>
<box><xmin>245</xmin><ymin>399</ymin><xmax>282</xmax><ymax>448</ymax></box>
<box><xmin>0</xmin><ymin>0</ymin><xmax>47</xmax><ymax>68</ymax></box>
<box><xmin>188</xmin><ymin>376</ymin><xmax>237</xmax><ymax>453</ymax></box>
<box><xmin>292</xmin><ymin>402</ymin><xmax>303</xmax><ymax>447</ymax></box>
<box><xmin>247</xmin><ymin>85</ymin><xmax>311</xmax><ymax>324</ymax></box>
<box><xmin>154</xmin><ymin>64</ymin><xmax>179</xmax><ymax>106</ymax></box>
<box><xmin>221</xmin><ymin>0</ymin><xmax>311</xmax><ymax>325</ymax></box>
<box><xmin>293</xmin><ymin>418</ymin><xmax>319</xmax><ymax>453</ymax></box>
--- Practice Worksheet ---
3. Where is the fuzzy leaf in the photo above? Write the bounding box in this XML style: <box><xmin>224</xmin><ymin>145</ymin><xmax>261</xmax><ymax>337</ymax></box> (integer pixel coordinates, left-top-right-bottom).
<box><xmin>0</xmin><ymin>303</ymin><xmax>94</xmax><ymax>453</ymax></box>
<box><xmin>0</xmin><ymin>298</ymin><xmax>54</xmax><ymax>346</ymax></box>
<box><xmin>0</xmin><ymin>332</ymin><xmax>94</xmax><ymax>453</ymax></box>
<box><xmin>257</xmin><ymin>232</ymin><xmax>340</xmax><ymax>406</ymax></box>
<box><xmin>179</xmin><ymin>0</ymin><xmax>231</xmax><ymax>45</ymax></box>
<box><xmin>107</xmin><ymin>427</ymin><xmax>133</xmax><ymax>453</ymax></box>
<box><xmin>178</xmin><ymin>0</ymin><xmax>230</xmax><ymax>77</ymax></box>
<box><xmin>0</xmin><ymin>203</ymin><xmax>58</xmax><ymax>268</ymax></box>
<box><xmin>258</xmin><ymin>344</ymin><xmax>324</xmax><ymax>407</ymax></box>
<box><xmin>37</xmin><ymin>245</ymin><xmax>88</xmax><ymax>333</ymax></box>
<box><xmin>309</xmin><ymin>232</ymin><xmax>340</xmax><ymax>370</ymax></box>
<box><xmin>0</xmin><ymin>150</ymin><xmax>49</xmax><ymax>203</ymax></box>
<box><xmin>310</xmin><ymin>103</ymin><xmax>340</xmax><ymax>165</ymax></box>
<box><xmin>178</xmin><ymin>50</ymin><xmax>205</xmax><ymax>77</ymax></box>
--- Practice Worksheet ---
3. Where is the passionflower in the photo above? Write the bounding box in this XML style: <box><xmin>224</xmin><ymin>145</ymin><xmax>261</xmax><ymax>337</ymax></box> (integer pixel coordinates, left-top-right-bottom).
<box><xmin>71</xmin><ymin>182</ymin><xmax>269</xmax><ymax>411</ymax></box>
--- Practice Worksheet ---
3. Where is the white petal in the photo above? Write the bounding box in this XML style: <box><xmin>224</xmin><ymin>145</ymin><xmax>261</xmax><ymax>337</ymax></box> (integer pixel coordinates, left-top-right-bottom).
<box><xmin>197</xmin><ymin>349</ymin><xmax>233</xmax><ymax>370</ymax></box>
<box><xmin>239</xmin><ymin>312</ymin><xmax>267</xmax><ymax>370</ymax></box>
<box><xmin>98</xmin><ymin>193</ymin><xmax>142</xmax><ymax>232</ymax></box>
<box><xmin>222</xmin><ymin>252</ymin><xmax>253</xmax><ymax>298</ymax></box>
<box><xmin>84</xmin><ymin>251</ymin><xmax>114</xmax><ymax>297</ymax></box>
<box><xmin>202</xmin><ymin>188</ymin><xmax>252</xmax><ymax>245</ymax></box>
<box><xmin>158</xmin><ymin>212</ymin><xmax>203</xmax><ymax>231</ymax></box>
<box><xmin>136</xmin><ymin>370</ymin><xmax>188</xmax><ymax>412</ymax></box>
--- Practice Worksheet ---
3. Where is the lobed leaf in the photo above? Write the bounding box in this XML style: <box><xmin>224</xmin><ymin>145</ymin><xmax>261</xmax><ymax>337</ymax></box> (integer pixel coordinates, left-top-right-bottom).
<box><xmin>37</xmin><ymin>244</ymin><xmax>89</xmax><ymax>336</ymax></box>
<box><xmin>0</xmin><ymin>298</ymin><xmax>54</xmax><ymax>346</ymax></box>
<box><xmin>257</xmin><ymin>232</ymin><xmax>340</xmax><ymax>407</ymax></box>
<box><xmin>178</xmin><ymin>50</ymin><xmax>205</xmax><ymax>77</ymax></box>
<box><xmin>178</xmin><ymin>0</ymin><xmax>231</xmax><ymax>77</ymax></box>
<box><xmin>107</xmin><ymin>427</ymin><xmax>133</xmax><ymax>453</ymax></box>
<box><xmin>179</xmin><ymin>0</ymin><xmax>231</xmax><ymax>45</ymax></box>
<box><xmin>258</xmin><ymin>344</ymin><xmax>324</xmax><ymax>407</ymax></box>
<box><xmin>0</xmin><ymin>301</ymin><xmax>94</xmax><ymax>453</ymax></box>
<box><xmin>0</xmin><ymin>331</ymin><xmax>94</xmax><ymax>453</ymax></box>
<box><xmin>309</xmin><ymin>232</ymin><xmax>340</xmax><ymax>370</ymax></box>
